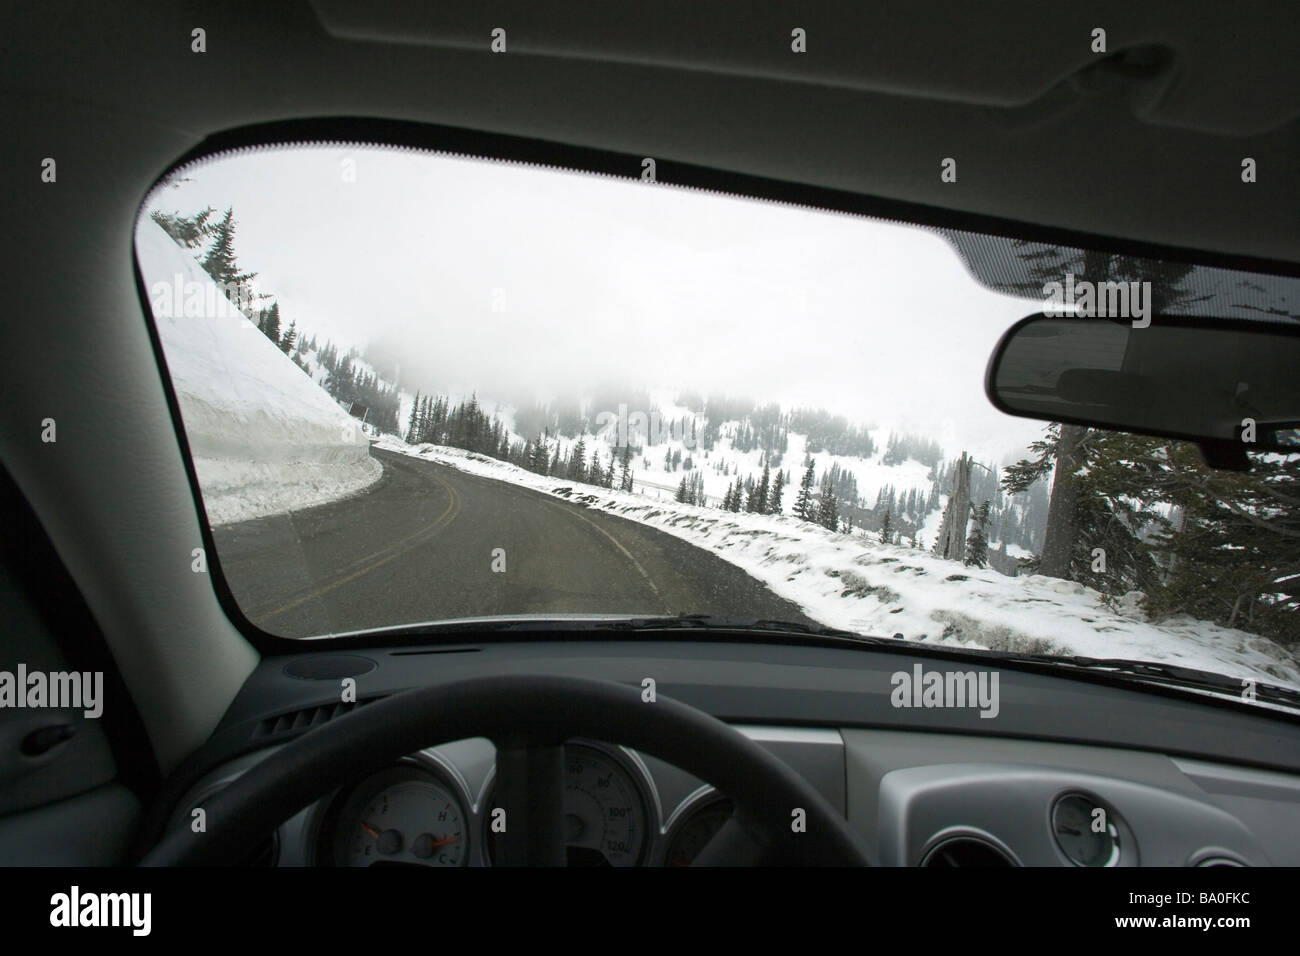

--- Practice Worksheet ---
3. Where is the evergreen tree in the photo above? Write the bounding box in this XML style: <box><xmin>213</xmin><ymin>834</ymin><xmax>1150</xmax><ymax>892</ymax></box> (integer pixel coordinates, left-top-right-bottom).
<box><xmin>817</xmin><ymin>476</ymin><xmax>838</xmax><ymax>531</ymax></box>
<box><xmin>530</xmin><ymin>434</ymin><xmax>549</xmax><ymax>474</ymax></box>
<box><xmin>768</xmin><ymin>469</ymin><xmax>785</xmax><ymax>515</ymax></box>
<box><xmin>260</xmin><ymin>301</ymin><xmax>281</xmax><ymax>345</ymax></box>
<box><xmin>751</xmin><ymin>463</ymin><xmax>771</xmax><ymax>514</ymax></box>
<box><xmin>1002</xmin><ymin>424</ymin><xmax>1086</xmax><ymax>577</ymax></box>
<box><xmin>722</xmin><ymin>481</ymin><xmax>743</xmax><ymax>512</ymax></box>
<box><xmin>200</xmin><ymin>207</ymin><xmax>254</xmax><ymax>289</ymax></box>
<box><xmin>618</xmin><ymin>444</ymin><xmax>633</xmax><ymax>492</ymax></box>
<box><xmin>279</xmin><ymin>320</ymin><xmax>296</xmax><ymax>355</ymax></box>
<box><xmin>151</xmin><ymin>206</ymin><xmax>217</xmax><ymax>248</ymax></box>
<box><xmin>421</xmin><ymin>396</ymin><xmax>434</xmax><ymax>443</ymax></box>
<box><xmin>1004</xmin><ymin>425</ymin><xmax>1156</xmax><ymax>592</ymax></box>
<box><xmin>406</xmin><ymin>391</ymin><xmax>422</xmax><ymax>443</ymax></box>
<box><xmin>998</xmin><ymin>246</ymin><xmax>1204</xmax><ymax>579</ymax></box>
<box><xmin>794</xmin><ymin>457</ymin><xmax>816</xmax><ymax>521</ymax></box>
<box><xmin>675</xmin><ymin>476</ymin><xmax>688</xmax><ymax>503</ymax></box>
<box><xmin>880</xmin><ymin>508</ymin><xmax>893</xmax><ymax>544</ymax></box>
<box><xmin>965</xmin><ymin>500</ymin><xmax>991</xmax><ymax>568</ymax></box>
<box><xmin>1137</xmin><ymin>445</ymin><xmax>1298</xmax><ymax>637</ymax></box>
<box><xmin>571</xmin><ymin>436</ymin><xmax>588</xmax><ymax>483</ymax></box>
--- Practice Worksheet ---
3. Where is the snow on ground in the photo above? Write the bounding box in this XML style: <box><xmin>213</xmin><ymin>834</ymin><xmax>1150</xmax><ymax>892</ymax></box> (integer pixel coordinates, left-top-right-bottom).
<box><xmin>137</xmin><ymin>220</ymin><xmax>381</xmax><ymax>524</ymax></box>
<box><xmin>375</xmin><ymin>434</ymin><xmax>1300</xmax><ymax>689</ymax></box>
<box><xmin>389</xmin><ymin>385</ymin><xmax>952</xmax><ymax>527</ymax></box>
<box><xmin>579</xmin><ymin>413</ymin><xmax>940</xmax><ymax>520</ymax></box>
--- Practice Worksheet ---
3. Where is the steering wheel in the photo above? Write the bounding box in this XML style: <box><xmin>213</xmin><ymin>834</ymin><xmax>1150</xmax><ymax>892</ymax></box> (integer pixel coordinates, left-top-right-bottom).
<box><xmin>141</xmin><ymin>674</ymin><xmax>874</xmax><ymax>866</ymax></box>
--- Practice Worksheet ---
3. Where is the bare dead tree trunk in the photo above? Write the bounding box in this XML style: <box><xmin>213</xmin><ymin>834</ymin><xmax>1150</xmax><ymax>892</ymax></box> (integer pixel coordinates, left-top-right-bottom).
<box><xmin>935</xmin><ymin>453</ymin><xmax>972</xmax><ymax>561</ymax></box>
<box><xmin>1227</xmin><ymin>591</ymin><xmax>1245</xmax><ymax>629</ymax></box>
<box><xmin>1163</xmin><ymin>503</ymin><xmax>1185</xmax><ymax>583</ymax></box>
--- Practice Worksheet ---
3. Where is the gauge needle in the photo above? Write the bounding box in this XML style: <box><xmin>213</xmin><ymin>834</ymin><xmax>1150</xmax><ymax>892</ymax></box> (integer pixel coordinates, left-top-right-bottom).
<box><xmin>430</xmin><ymin>835</ymin><xmax>459</xmax><ymax>847</ymax></box>
<box><xmin>360</xmin><ymin>822</ymin><xmax>380</xmax><ymax>839</ymax></box>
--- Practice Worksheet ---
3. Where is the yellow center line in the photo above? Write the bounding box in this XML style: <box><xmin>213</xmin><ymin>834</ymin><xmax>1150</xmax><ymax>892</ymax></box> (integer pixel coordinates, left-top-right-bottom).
<box><xmin>255</xmin><ymin>468</ymin><xmax>461</xmax><ymax>620</ymax></box>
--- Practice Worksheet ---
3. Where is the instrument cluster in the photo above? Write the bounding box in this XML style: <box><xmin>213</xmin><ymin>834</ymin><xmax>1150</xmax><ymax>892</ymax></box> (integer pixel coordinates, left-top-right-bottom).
<box><xmin>308</xmin><ymin>739</ymin><xmax>732</xmax><ymax>867</ymax></box>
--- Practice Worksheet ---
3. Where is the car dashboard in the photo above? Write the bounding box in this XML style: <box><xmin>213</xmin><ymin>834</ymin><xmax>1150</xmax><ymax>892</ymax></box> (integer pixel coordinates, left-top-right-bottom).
<box><xmin>154</xmin><ymin>638</ymin><xmax>1300</xmax><ymax>867</ymax></box>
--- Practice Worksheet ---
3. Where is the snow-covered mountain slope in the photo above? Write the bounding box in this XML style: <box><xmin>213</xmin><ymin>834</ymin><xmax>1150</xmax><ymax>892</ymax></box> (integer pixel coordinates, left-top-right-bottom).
<box><xmin>392</xmin><ymin>388</ymin><xmax>1046</xmax><ymax>568</ymax></box>
<box><xmin>375</xmin><ymin>435</ymin><xmax>1300</xmax><ymax>690</ymax></box>
<box><xmin>137</xmin><ymin>220</ymin><xmax>380</xmax><ymax>524</ymax></box>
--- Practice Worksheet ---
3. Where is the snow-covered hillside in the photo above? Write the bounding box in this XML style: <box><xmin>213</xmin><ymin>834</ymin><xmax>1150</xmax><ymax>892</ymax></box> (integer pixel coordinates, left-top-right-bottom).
<box><xmin>392</xmin><ymin>385</ymin><xmax>1039</xmax><ymax>560</ymax></box>
<box><xmin>137</xmin><ymin>220</ymin><xmax>380</xmax><ymax>524</ymax></box>
<box><xmin>375</xmin><ymin>435</ymin><xmax>1300</xmax><ymax>690</ymax></box>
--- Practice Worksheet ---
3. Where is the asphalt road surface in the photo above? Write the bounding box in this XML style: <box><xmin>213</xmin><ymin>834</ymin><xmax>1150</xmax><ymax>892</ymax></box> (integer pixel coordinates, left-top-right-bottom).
<box><xmin>213</xmin><ymin>446</ymin><xmax>817</xmax><ymax>637</ymax></box>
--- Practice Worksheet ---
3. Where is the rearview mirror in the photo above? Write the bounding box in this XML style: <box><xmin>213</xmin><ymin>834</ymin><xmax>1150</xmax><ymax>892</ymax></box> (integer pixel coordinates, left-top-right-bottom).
<box><xmin>985</xmin><ymin>314</ymin><xmax>1300</xmax><ymax>470</ymax></box>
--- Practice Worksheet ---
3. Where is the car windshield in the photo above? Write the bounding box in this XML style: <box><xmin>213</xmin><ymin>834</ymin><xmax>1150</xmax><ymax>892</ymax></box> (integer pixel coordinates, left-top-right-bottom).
<box><xmin>135</xmin><ymin>144</ymin><xmax>1299</xmax><ymax>695</ymax></box>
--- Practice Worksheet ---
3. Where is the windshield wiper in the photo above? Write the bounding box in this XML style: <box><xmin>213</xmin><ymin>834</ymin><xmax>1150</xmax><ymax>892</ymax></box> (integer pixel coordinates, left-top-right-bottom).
<box><xmin>610</xmin><ymin>613</ymin><xmax>861</xmax><ymax>636</ymax></box>
<box><xmin>589</xmin><ymin>613</ymin><xmax>902</xmax><ymax>643</ymax></box>
<box><xmin>378</xmin><ymin>613</ymin><xmax>895</xmax><ymax>642</ymax></box>
<box><xmin>621</xmin><ymin>621</ymin><xmax>1300</xmax><ymax>709</ymax></box>
<box><xmin>439</xmin><ymin>612</ymin><xmax>909</xmax><ymax>648</ymax></box>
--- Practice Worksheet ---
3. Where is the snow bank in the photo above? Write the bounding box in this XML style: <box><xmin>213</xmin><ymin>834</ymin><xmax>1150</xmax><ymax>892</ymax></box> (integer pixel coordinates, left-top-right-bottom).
<box><xmin>375</xmin><ymin>435</ymin><xmax>1300</xmax><ymax>689</ymax></box>
<box><xmin>136</xmin><ymin>220</ymin><xmax>380</xmax><ymax>524</ymax></box>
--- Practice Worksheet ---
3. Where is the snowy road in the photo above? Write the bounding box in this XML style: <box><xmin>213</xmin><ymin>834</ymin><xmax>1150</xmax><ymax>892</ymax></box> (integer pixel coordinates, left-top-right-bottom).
<box><xmin>213</xmin><ymin>446</ymin><xmax>816</xmax><ymax>637</ymax></box>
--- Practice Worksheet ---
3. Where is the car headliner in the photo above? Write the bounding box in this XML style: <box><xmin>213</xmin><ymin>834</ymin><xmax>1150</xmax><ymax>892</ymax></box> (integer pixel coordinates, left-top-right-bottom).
<box><xmin>2</xmin><ymin>1</ymin><xmax>1296</xmax><ymax>769</ymax></box>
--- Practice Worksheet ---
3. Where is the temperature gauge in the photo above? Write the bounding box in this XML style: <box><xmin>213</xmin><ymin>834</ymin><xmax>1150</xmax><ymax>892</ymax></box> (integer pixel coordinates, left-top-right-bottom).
<box><xmin>330</xmin><ymin>766</ymin><xmax>467</xmax><ymax>867</ymax></box>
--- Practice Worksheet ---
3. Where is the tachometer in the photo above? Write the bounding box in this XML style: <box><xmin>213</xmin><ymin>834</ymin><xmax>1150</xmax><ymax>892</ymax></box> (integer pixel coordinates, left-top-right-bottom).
<box><xmin>665</xmin><ymin>796</ymin><xmax>733</xmax><ymax>866</ymax></box>
<box><xmin>331</xmin><ymin>766</ymin><xmax>468</xmax><ymax>867</ymax></box>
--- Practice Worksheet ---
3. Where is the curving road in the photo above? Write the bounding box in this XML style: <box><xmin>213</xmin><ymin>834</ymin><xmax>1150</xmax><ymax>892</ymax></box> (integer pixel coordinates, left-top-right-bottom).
<box><xmin>213</xmin><ymin>446</ymin><xmax>816</xmax><ymax>637</ymax></box>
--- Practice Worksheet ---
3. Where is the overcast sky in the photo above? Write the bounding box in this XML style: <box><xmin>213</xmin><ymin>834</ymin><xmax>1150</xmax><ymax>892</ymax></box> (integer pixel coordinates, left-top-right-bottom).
<box><xmin>145</xmin><ymin>146</ymin><xmax>1047</xmax><ymax>461</ymax></box>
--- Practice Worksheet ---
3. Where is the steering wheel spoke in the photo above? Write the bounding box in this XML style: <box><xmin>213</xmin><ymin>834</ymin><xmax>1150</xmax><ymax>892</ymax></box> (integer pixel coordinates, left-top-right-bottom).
<box><xmin>690</xmin><ymin>811</ymin><xmax>771</xmax><ymax>866</ymax></box>
<box><xmin>491</xmin><ymin>740</ymin><xmax>567</xmax><ymax>866</ymax></box>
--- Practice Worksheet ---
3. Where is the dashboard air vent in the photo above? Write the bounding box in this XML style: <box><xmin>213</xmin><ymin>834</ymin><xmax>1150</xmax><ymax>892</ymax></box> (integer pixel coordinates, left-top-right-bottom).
<box><xmin>251</xmin><ymin>697</ymin><xmax>376</xmax><ymax>740</ymax></box>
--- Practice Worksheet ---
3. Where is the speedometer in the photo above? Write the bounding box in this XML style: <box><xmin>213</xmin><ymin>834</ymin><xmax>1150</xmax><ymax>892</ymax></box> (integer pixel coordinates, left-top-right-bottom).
<box><xmin>562</xmin><ymin>744</ymin><xmax>649</xmax><ymax>866</ymax></box>
<box><xmin>330</xmin><ymin>766</ymin><xmax>468</xmax><ymax>867</ymax></box>
<box><xmin>487</xmin><ymin>743</ymin><xmax>650</xmax><ymax>866</ymax></box>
